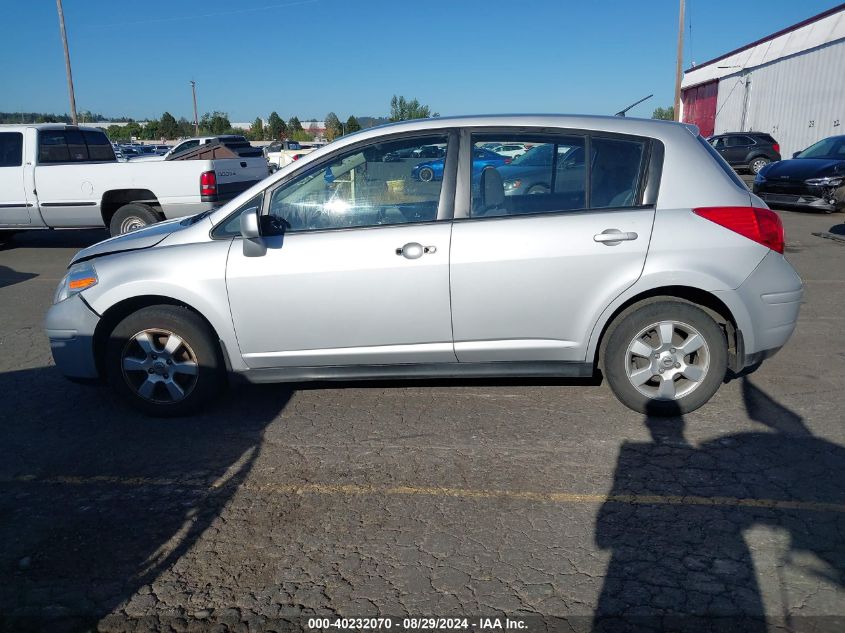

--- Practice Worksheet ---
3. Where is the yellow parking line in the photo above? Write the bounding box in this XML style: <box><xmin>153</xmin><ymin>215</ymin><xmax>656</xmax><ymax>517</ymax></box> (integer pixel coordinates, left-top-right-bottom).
<box><xmin>3</xmin><ymin>475</ymin><xmax>844</xmax><ymax>514</ymax></box>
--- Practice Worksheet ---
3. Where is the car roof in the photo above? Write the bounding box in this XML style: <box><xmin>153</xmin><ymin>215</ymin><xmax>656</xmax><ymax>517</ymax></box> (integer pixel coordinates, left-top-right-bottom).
<box><xmin>0</xmin><ymin>123</ymin><xmax>109</xmax><ymax>133</ymax></box>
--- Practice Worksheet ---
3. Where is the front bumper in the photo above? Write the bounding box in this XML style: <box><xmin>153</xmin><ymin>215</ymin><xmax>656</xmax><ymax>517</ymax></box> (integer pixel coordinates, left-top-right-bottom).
<box><xmin>753</xmin><ymin>181</ymin><xmax>844</xmax><ymax>212</ymax></box>
<box><xmin>44</xmin><ymin>293</ymin><xmax>101</xmax><ymax>379</ymax></box>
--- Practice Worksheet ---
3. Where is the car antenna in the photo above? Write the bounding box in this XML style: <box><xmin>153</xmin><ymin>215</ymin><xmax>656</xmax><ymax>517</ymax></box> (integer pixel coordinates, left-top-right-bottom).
<box><xmin>615</xmin><ymin>94</ymin><xmax>654</xmax><ymax>117</ymax></box>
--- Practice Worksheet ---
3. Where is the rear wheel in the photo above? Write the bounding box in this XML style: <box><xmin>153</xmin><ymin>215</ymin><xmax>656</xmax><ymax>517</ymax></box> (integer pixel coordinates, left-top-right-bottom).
<box><xmin>109</xmin><ymin>203</ymin><xmax>161</xmax><ymax>236</ymax></box>
<box><xmin>603</xmin><ymin>301</ymin><xmax>728</xmax><ymax>415</ymax></box>
<box><xmin>418</xmin><ymin>166</ymin><xmax>435</xmax><ymax>182</ymax></box>
<box><xmin>105</xmin><ymin>305</ymin><xmax>225</xmax><ymax>417</ymax></box>
<box><xmin>749</xmin><ymin>156</ymin><xmax>770</xmax><ymax>174</ymax></box>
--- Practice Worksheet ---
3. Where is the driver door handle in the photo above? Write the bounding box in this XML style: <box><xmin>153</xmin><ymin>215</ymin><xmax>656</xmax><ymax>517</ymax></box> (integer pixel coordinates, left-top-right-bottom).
<box><xmin>396</xmin><ymin>242</ymin><xmax>436</xmax><ymax>259</ymax></box>
<box><xmin>594</xmin><ymin>229</ymin><xmax>638</xmax><ymax>245</ymax></box>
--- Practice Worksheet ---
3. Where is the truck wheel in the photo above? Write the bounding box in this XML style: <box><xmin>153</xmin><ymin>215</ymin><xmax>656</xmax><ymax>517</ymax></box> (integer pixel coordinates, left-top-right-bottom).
<box><xmin>603</xmin><ymin>301</ymin><xmax>728</xmax><ymax>416</ymax></box>
<box><xmin>105</xmin><ymin>305</ymin><xmax>225</xmax><ymax>417</ymax></box>
<box><xmin>110</xmin><ymin>203</ymin><xmax>161</xmax><ymax>236</ymax></box>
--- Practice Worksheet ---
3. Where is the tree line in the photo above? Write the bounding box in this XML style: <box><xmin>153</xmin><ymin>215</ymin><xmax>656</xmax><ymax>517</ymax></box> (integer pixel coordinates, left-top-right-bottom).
<box><xmin>3</xmin><ymin>95</ymin><xmax>438</xmax><ymax>142</ymax></box>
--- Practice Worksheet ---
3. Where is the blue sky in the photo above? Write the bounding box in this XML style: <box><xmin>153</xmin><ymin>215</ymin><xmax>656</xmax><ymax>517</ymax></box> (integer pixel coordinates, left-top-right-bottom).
<box><xmin>0</xmin><ymin>0</ymin><xmax>839</xmax><ymax>121</ymax></box>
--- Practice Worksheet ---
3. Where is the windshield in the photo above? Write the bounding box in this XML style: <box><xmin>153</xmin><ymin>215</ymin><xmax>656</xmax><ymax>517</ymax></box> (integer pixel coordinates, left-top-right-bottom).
<box><xmin>796</xmin><ymin>137</ymin><xmax>845</xmax><ymax>159</ymax></box>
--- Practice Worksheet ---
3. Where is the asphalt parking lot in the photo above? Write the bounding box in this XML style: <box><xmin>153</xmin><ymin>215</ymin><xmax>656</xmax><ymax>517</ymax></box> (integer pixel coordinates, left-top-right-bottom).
<box><xmin>1</xmin><ymin>207</ymin><xmax>844</xmax><ymax>632</ymax></box>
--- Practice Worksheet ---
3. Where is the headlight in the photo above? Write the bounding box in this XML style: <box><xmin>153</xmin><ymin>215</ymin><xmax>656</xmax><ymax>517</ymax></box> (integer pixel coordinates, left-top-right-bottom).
<box><xmin>54</xmin><ymin>262</ymin><xmax>98</xmax><ymax>304</ymax></box>
<box><xmin>805</xmin><ymin>176</ymin><xmax>843</xmax><ymax>187</ymax></box>
<box><xmin>503</xmin><ymin>179</ymin><xmax>522</xmax><ymax>192</ymax></box>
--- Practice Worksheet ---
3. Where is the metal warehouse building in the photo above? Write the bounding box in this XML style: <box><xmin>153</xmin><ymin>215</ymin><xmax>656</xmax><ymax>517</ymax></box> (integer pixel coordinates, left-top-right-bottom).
<box><xmin>680</xmin><ymin>3</ymin><xmax>845</xmax><ymax>157</ymax></box>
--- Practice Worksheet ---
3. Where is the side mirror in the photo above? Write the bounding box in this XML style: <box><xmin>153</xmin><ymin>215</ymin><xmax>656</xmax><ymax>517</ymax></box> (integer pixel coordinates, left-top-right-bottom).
<box><xmin>240</xmin><ymin>206</ymin><xmax>261</xmax><ymax>238</ymax></box>
<box><xmin>792</xmin><ymin>151</ymin><xmax>801</xmax><ymax>158</ymax></box>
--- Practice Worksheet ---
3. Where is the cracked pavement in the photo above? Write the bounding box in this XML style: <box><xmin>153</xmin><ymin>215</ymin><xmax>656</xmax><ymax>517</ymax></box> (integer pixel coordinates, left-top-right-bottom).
<box><xmin>1</xmin><ymin>208</ymin><xmax>844</xmax><ymax>632</ymax></box>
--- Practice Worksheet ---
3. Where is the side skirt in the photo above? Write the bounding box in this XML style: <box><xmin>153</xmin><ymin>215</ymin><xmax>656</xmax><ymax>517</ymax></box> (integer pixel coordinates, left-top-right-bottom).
<box><xmin>239</xmin><ymin>361</ymin><xmax>594</xmax><ymax>385</ymax></box>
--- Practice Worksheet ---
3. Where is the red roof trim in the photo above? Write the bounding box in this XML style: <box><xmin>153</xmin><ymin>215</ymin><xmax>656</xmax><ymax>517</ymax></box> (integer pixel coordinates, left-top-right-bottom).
<box><xmin>684</xmin><ymin>2</ymin><xmax>845</xmax><ymax>73</ymax></box>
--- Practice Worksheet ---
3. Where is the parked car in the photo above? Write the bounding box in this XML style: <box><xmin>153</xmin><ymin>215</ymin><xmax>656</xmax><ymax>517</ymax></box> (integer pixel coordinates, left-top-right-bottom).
<box><xmin>0</xmin><ymin>124</ymin><xmax>268</xmax><ymax>236</ymax></box>
<box><xmin>488</xmin><ymin>143</ymin><xmax>527</xmax><ymax>158</ymax></box>
<box><xmin>265</xmin><ymin>140</ymin><xmax>315</xmax><ymax>170</ymax></box>
<box><xmin>495</xmin><ymin>143</ymin><xmax>582</xmax><ymax>196</ymax></box>
<box><xmin>752</xmin><ymin>135</ymin><xmax>845</xmax><ymax>213</ymax></box>
<box><xmin>43</xmin><ymin>115</ymin><xmax>802</xmax><ymax>418</ymax></box>
<box><xmin>413</xmin><ymin>144</ymin><xmax>446</xmax><ymax>158</ymax></box>
<box><xmin>412</xmin><ymin>146</ymin><xmax>509</xmax><ymax>182</ymax></box>
<box><xmin>708</xmin><ymin>132</ymin><xmax>781</xmax><ymax>174</ymax></box>
<box><xmin>383</xmin><ymin>147</ymin><xmax>418</xmax><ymax>162</ymax></box>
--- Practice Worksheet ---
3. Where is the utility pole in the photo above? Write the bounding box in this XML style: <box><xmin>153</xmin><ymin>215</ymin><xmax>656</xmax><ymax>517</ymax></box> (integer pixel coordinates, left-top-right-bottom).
<box><xmin>56</xmin><ymin>0</ymin><xmax>78</xmax><ymax>125</ymax></box>
<box><xmin>189</xmin><ymin>81</ymin><xmax>199</xmax><ymax>135</ymax></box>
<box><xmin>673</xmin><ymin>0</ymin><xmax>686</xmax><ymax>121</ymax></box>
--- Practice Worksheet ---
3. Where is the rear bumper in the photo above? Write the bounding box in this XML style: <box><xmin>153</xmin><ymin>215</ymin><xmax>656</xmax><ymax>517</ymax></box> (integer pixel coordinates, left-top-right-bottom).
<box><xmin>44</xmin><ymin>294</ymin><xmax>101</xmax><ymax>379</ymax></box>
<box><xmin>714</xmin><ymin>250</ymin><xmax>803</xmax><ymax>369</ymax></box>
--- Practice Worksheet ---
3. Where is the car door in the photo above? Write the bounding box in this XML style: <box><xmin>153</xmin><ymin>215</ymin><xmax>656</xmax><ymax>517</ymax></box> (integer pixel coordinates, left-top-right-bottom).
<box><xmin>225</xmin><ymin>132</ymin><xmax>459</xmax><ymax>368</ymax></box>
<box><xmin>0</xmin><ymin>131</ymin><xmax>33</xmax><ymax>225</ymax></box>
<box><xmin>450</xmin><ymin>131</ymin><xmax>655</xmax><ymax>363</ymax></box>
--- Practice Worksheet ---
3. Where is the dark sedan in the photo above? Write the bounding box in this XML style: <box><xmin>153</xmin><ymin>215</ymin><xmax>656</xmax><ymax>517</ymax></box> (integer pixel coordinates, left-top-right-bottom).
<box><xmin>753</xmin><ymin>135</ymin><xmax>845</xmax><ymax>213</ymax></box>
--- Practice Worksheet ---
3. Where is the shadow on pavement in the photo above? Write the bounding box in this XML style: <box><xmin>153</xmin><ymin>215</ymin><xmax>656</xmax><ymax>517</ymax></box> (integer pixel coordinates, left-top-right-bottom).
<box><xmin>593</xmin><ymin>379</ymin><xmax>845</xmax><ymax>631</ymax></box>
<box><xmin>0</xmin><ymin>265</ymin><xmax>37</xmax><ymax>289</ymax></box>
<box><xmin>0</xmin><ymin>229</ymin><xmax>109</xmax><ymax>252</ymax></box>
<box><xmin>0</xmin><ymin>365</ymin><xmax>292</xmax><ymax>631</ymax></box>
<box><xmin>829</xmin><ymin>223</ymin><xmax>845</xmax><ymax>236</ymax></box>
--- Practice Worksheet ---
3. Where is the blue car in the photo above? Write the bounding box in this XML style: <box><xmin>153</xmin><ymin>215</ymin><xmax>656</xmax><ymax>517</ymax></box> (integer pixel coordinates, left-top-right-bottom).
<box><xmin>412</xmin><ymin>147</ymin><xmax>509</xmax><ymax>182</ymax></box>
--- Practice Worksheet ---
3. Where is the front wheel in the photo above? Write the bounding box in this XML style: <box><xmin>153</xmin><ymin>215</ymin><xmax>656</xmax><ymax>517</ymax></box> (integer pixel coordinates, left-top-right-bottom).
<box><xmin>417</xmin><ymin>166</ymin><xmax>435</xmax><ymax>182</ymax></box>
<box><xmin>603</xmin><ymin>301</ymin><xmax>728</xmax><ymax>416</ymax></box>
<box><xmin>105</xmin><ymin>305</ymin><xmax>225</xmax><ymax>416</ymax></box>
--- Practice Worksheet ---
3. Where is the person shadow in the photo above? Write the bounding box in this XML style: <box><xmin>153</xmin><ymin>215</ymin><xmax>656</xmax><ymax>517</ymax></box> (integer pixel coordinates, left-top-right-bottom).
<box><xmin>0</xmin><ymin>364</ymin><xmax>292</xmax><ymax>631</ymax></box>
<box><xmin>593</xmin><ymin>378</ymin><xmax>845</xmax><ymax>632</ymax></box>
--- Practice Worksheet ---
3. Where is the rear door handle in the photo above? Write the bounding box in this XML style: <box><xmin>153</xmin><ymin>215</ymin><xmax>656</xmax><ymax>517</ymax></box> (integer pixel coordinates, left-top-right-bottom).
<box><xmin>594</xmin><ymin>229</ymin><xmax>638</xmax><ymax>245</ymax></box>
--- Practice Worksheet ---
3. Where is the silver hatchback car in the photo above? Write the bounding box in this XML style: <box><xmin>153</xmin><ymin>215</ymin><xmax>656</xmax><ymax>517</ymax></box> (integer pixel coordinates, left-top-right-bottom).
<box><xmin>45</xmin><ymin>115</ymin><xmax>803</xmax><ymax>417</ymax></box>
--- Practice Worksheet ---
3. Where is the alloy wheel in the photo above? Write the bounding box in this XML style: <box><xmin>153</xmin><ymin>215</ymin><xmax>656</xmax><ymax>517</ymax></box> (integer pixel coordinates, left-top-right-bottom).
<box><xmin>624</xmin><ymin>320</ymin><xmax>710</xmax><ymax>401</ymax></box>
<box><xmin>121</xmin><ymin>329</ymin><xmax>199</xmax><ymax>403</ymax></box>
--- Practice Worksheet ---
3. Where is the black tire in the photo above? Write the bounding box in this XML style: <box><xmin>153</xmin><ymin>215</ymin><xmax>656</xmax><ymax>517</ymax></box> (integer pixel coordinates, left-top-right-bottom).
<box><xmin>418</xmin><ymin>167</ymin><xmax>435</xmax><ymax>182</ymax></box>
<box><xmin>749</xmin><ymin>156</ymin><xmax>770</xmax><ymax>175</ymax></box>
<box><xmin>105</xmin><ymin>305</ymin><xmax>225</xmax><ymax>417</ymax></box>
<box><xmin>109</xmin><ymin>203</ymin><xmax>161</xmax><ymax>236</ymax></box>
<box><xmin>603</xmin><ymin>301</ymin><xmax>728</xmax><ymax>416</ymax></box>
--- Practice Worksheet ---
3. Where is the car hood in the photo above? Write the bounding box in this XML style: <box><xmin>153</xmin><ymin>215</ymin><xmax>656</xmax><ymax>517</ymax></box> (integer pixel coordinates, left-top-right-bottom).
<box><xmin>761</xmin><ymin>158</ymin><xmax>845</xmax><ymax>180</ymax></box>
<box><xmin>70</xmin><ymin>216</ymin><xmax>187</xmax><ymax>265</ymax></box>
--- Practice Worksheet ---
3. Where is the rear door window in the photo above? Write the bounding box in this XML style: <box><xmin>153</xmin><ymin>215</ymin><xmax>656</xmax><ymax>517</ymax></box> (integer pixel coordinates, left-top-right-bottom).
<box><xmin>0</xmin><ymin>132</ymin><xmax>23</xmax><ymax>167</ymax></box>
<box><xmin>590</xmin><ymin>137</ymin><xmax>646</xmax><ymax>208</ymax></box>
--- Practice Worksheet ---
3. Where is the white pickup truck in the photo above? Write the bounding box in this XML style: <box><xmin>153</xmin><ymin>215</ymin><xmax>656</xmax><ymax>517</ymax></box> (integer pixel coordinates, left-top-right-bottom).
<box><xmin>0</xmin><ymin>124</ymin><xmax>268</xmax><ymax>237</ymax></box>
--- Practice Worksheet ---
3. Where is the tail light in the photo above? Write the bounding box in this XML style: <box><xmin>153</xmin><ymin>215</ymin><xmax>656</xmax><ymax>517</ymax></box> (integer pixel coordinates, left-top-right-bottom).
<box><xmin>772</xmin><ymin>143</ymin><xmax>780</xmax><ymax>154</ymax></box>
<box><xmin>200</xmin><ymin>170</ymin><xmax>217</xmax><ymax>196</ymax></box>
<box><xmin>693</xmin><ymin>206</ymin><xmax>784</xmax><ymax>254</ymax></box>
<box><xmin>504</xmin><ymin>158</ymin><xmax>512</xmax><ymax>164</ymax></box>
<box><xmin>292</xmin><ymin>154</ymin><xmax>303</xmax><ymax>161</ymax></box>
